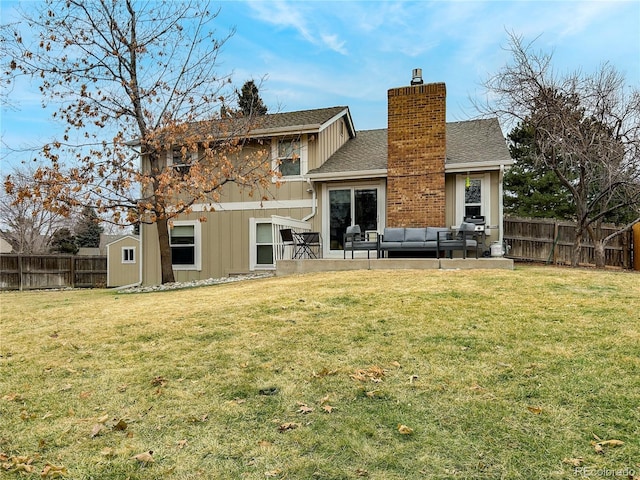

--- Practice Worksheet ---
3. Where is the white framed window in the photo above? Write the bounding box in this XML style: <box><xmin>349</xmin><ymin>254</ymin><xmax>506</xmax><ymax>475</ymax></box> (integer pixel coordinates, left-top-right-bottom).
<box><xmin>169</xmin><ymin>220</ymin><xmax>201</xmax><ymax>270</ymax></box>
<box><xmin>272</xmin><ymin>137</ymin><xmax>307</xmax><ymax>180</ymax></box>
<box><xmin>122</xmin><ymin>247</ymin><xmax>135</xmax><ymax>264</ymax></box>
<box><xmin>456</xmin><ymin>173</ymin><xmax>491</xmax><ymax>226</ymax></box>
<box><xmin>249</xmin><ymin>218</ymin><xmax>275</xmax><ymax>271</ymax></box>
<box><xmin>167</xmin><ymin>147</ymin><xmax>198</xmax><ymax>175</ymax></box>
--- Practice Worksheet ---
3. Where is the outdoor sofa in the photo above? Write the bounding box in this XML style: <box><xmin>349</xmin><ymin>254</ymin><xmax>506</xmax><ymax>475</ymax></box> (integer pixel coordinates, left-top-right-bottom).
<box><xmin>377</xmin><ymin>223</ymin><xmax>480</xmax><ymax>259</ymax></box>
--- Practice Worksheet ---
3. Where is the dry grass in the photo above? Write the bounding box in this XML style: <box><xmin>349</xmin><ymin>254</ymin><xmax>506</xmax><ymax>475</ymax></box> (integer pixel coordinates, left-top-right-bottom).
<box><xmin>1</xmin><ymin>266</ymin><xmax>639</xmax><ymax>479</ymax></box>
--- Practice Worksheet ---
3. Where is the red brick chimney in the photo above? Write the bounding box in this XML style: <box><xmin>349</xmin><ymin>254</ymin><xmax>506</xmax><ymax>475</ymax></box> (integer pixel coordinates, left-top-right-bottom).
<box><xmin>387</xmin><ymin>69</ymin><xmax>446</xmax><ymax>227</ymax></box>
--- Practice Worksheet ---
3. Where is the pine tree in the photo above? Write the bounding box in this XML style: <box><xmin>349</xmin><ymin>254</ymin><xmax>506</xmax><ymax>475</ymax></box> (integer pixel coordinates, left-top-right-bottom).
<box><xmin>50</xmin><ymin>228</ymin><xmax>78</xmax><ymax>254</ymax></box>
<box><xmin>504</xmin><ymin>121</ymin><xmax>575</xmax><ymax>220</ymax></box>
<box><xmin>237</xmin><ymin>80</ymin><xmax>267</xmax><ymax>117</ymax></box>
<box><xmin>75</xmin><ymin>206</ymin><xmax>103</xmax><ymax>248</ymax></box>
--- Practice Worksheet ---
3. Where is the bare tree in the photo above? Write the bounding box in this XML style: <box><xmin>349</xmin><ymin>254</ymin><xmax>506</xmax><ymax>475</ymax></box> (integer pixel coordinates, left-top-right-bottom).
<box><xmin>1</xmin><ymin>166</ymin><xmax>70</xmax><ymax>253</ymax></box>
<box><xmin>2</xmin><ymin>0</ymin><xmax>275</xmax><ymax>283</ymax></box>
<box><xmin>478</xmin><ymin>33</ymin><xmax>640</xmax><ymax>267</ymax></box>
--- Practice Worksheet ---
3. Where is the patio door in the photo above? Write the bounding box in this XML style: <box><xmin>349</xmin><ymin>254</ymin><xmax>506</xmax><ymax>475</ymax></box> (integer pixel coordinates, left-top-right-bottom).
<box><xmin>327</xmin><ymin>186</ymin><xmax>379</xmax><ymax>253</ymax></box>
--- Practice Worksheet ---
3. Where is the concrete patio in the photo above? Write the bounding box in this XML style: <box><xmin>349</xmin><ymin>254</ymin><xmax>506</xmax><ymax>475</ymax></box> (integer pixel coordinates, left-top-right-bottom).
<box><xmin>275</xmin><ymin>257</ymin><xmax>514</xmax><ymax>276</ymax></box>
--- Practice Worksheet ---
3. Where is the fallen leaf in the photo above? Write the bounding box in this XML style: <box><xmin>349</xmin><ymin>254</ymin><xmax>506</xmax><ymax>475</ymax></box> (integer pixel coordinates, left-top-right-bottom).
<box><xmin>598</xmin><ymin>439</ymin><xmax>624</xmax><ymax>447</ymax></box>
<box><xmin>41</xmin><ymin>463</ymin><xmax>67</xmax><ymax>478</ymax></box>
<box><xmin>527</xmin><ymin>406</ymin><xmax>543</xmax><ymax>415</ymax></box>
<box><xmin>132</xmin><ymin>451</ymin><xmax>154</xmax><ymax>464</ymax></box>
<box><xmin>322</xmin><ymin>405</ymin><xmax>334</xmax><ymax>413</ymax></box>
<box><xmin>2</xmin><ymin>393</ymin><xmax>22</xmax><ymax>402</ymax></box>
<box><xmin>319</xmin><ymin>394</ymin><xmax>330</xmax><ymax>405</ymax></box>
<box><xmin>390</xmin><ymin>361</ymin><xmax>401</xmax><ymax>368</ymax></box>
<box><xmin>265</xmin><ymin>469</ymin><xmax>282</xmax><ymax>477</ymax></box>
<box><xmin>278</xmin><ymin>422</ymin><xmax>300</xmax><ymax>432</ymax></box>
<box><xmin>313</xmin><ymin>367</ymin><xmax>338</xmax><ymax>378</ymax></box>
<box><xmin>112</xmin><ymin>419</ymin><xmax>127</xmax><ymax>431</ymax></box>
<box><xmin>562</xmin><ymin>457</ymin><xmax>584</xmax><ymax>467</ymax></box>
<box><xmin>79</xmin><ymin>391</ymin><xmax>92</xmax><ymax>399</ymax></box>
<box><xmin>296</xmin><ymin>403</ymin><xmax>313</xmax><ymax>414</ymax></box>
<box><xmin>397</xmin><ymin>424</ymin><xmax>414</xmax><ymax>435</ymax></box>
<box><xmin>100</xmin><ymin>448</ymin><xmax>115</xmax><ymax>457</ymax></box>
<box><xmin>355</xmin><ymin>468</ymin><xmax>369</xmax><ymax>477</ymax></box>
<box><xmin>593</xmin><ymin>443</ymin><xmax>604</xmax><ymax>454</ymax></box>
<box><xmin>177</xmin><ymin>439</ymin><xmax>188</xmax><ymax>449</ymax></box>
<box><xmin>151</xmin><ymin>376</ymin><xmax>167</xmax><ymax>387</ymax></box>
<box><xmin>90</xmin><ymin>424</ymin><xmax>104</xmax><ymax>438</ymax></box>
<box><xmin>257</xmin><ymin>440</ymin><xmax>272</xmax><ymax>448</ymax></box>
<box><xmin>97</xmin><ymin>414</ymin><xmax>110</xmax><ymax>424</ymax></box>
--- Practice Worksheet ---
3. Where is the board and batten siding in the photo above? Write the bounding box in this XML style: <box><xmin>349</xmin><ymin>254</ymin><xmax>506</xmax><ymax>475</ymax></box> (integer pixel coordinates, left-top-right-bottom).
<box><xmin>141</xmin><ymin>205</ymin><xmax>314</xmax><ymax>285</ymax></box>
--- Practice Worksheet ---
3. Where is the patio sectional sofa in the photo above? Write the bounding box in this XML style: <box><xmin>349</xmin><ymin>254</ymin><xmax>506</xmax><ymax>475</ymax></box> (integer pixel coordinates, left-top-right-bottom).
<box><xmin>377</xmin><ymin>223</ymin><xmax>480</xmax><ymax>259</ymax></box>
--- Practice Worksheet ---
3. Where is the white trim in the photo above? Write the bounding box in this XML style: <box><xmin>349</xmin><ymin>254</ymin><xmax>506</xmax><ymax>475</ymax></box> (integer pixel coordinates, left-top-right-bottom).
<box><xmin>271</xmin><ymin>136</ymin><xmax>309</xmax><ymax>181</ymax></box>
<box><xmin>306</xmin><ymin>169</ymin><xmax>387</xmax><ymax>181</ymax></box>
<box><xmin>455</xmin><ymin>173</ymin><xmax>491</xmax><ymax>227</ymax></box>
<box><xmin>189</xmin><ymin>199</ymin><xmax>314</xmax><ymax>212</ymax></box>
<box><xmin>121</xmin><ymin>246</ymin><xmax>136</xmax><ymax>264</ymax></box>
<box><xmin>318</xmin><ymin>108</ymin><xmax>350</xmax><ymax>133</ymax></box>
<box><xmin>169</xmin><ymin>220</ymin><xmax>202</xmax><ymax>271</ymax></box>
<box><xmin>249</xmin><ymin>218</ymin><xmax>276</xmax><ymax>271</ymax></box>
<box><xmin>321</xmin><ymin>180</ymin><xmax>386</xmax><ymax>258</ymax></box>
<box><xmin>446</xmin><ymin>160</ymin><xmax>514</xmax><ymax>173</ymax></box>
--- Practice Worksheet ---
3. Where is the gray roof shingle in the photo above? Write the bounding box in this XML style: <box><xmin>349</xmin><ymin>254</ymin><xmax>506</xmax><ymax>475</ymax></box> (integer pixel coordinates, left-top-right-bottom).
<box><xmin>308</xmin><ymin>117</ymin><xmax>512</xmax><ymax>177</ymax></box>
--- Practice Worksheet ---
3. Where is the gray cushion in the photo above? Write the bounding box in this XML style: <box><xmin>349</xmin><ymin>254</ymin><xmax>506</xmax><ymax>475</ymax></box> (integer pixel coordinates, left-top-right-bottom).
<box><xmin>346</xmin><ymin>225</ymin><xmax>361</xmax><ymax>235</ymax></box>
<box><xmin>426</xmin><ymin>227</ymin><xmax>450</xmax><ymax>241</ymax></box>
<box><xmin>404</xmin><ymin>228</ymin><xmax>426</xmax><ymax>242</ymax></box>
<box><xmin>401</xmin><ymin>241</ymin><xmax>426</xmax><ymax>248</ymax></box>
<box><xmin>459</xmin><ymin>222</ymin><xmax>476</xmax><ymax>232</ymax></box>
<box><xmin>383</xmin><ymin>228</ymin><xmax>405</xmax><ymax>242</ymax></box>
<box><xmin>379</xmin><ymin>241</ymin><xmax>402</xmax><ymax>249</ymax></box>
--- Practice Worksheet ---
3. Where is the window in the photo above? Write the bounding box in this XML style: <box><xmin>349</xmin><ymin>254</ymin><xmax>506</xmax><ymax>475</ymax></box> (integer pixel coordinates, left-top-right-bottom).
<box><xmin>122</xmin><ymin>247</ymin><xmax>135</xmax><ymax>264</ymax></box>
<box><xmin>272</xmin><ymin>138</ymin><xmax>306</xmax><ymax>179</ymax></box>
<box><xmin>465</xmin><ymin>178</ymin><xmax>482</xmax><ymax>218</ymax></box>
<box><xmin>167</xmin><ymin>147</ymin><xmax>197</xmax><ymax>175</ymax></box>
<box><xmin>169</xmin><ymin>221</ymin><xmax>201</xmax><ymax>270</ymax></box>
<box><xmin>249</xmin><ymin>219</ymin><xmax>275</xmax><ymax>270</ymax></box>
<box><xmin>456</xmin><ymin>174</ymin><xmax>490</xmax><ymax>226</ymax></box>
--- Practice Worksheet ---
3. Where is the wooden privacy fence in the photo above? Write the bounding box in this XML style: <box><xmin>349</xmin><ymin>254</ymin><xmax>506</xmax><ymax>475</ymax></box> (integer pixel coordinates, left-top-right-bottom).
<box><xmin>0</xmin><ymin>254</ymin><xmax>107</xmax><ymax>291</ymax></box>
<box><xmin>503</xmin><ymin>217</ymin><xmax>633</xmax><ymax>269</ymax></box>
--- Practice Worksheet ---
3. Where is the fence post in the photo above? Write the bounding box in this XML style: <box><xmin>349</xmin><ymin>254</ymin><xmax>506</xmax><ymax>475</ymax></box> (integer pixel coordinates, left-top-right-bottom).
<box><xmin>18</xmin><ymin>254</ymin><xmax>23</xmax><ymax>292</ymax></box>
<box><xmin>633</xmin><ymin>222</ymin><xmax>640</xmax><ymax>271</ymax></box>
<box><xmin>70</xmin><ymin>256</ymin><xmax>76</xmax><ymax>288</ymax></box>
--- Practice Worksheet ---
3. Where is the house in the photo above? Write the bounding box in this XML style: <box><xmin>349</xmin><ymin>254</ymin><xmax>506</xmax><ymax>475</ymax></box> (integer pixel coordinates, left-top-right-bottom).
<box><xmin>138</xmin><ymin>70</ymin><xmax>513</xmax><ymax>285</ymax></box>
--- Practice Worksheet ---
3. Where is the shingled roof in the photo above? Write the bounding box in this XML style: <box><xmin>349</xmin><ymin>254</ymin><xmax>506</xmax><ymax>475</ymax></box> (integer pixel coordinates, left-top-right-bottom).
<box><xmin>307</xmin><ymin>117</ymin><xmax>512</xmax><ymax>179</ymax></box>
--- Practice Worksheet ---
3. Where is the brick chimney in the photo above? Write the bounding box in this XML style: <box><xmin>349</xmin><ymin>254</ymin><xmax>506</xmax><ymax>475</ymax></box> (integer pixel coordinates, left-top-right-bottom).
<box><xmin>387</xmin><ymin>69</ymin><xmax>446</xmax><ymax>227</ymax></box>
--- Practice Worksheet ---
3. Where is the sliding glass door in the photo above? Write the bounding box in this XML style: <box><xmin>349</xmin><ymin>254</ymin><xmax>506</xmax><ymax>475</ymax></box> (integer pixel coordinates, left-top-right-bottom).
<box><xmin>328</xmin><ymin>186</ymin><xmax>379</xmax><ymax>252</ymax></box>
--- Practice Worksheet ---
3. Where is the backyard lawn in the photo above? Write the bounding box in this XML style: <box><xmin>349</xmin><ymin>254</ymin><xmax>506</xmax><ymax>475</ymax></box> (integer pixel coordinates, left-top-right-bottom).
<box><xmin>1</xmin><ymin>266</ymin><xmax>638</xmax><ymax>479</ymax></box>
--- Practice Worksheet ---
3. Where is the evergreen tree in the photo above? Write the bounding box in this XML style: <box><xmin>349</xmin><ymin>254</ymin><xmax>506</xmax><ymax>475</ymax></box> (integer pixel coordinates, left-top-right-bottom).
<box><xmin>236</xmin><ymin>80</ymin><xmax>267</xmax><ymax>117</ymax></box>
<box><xmin>504</xmin><ymin>121</ymin><xmax>575</xmax><ymax>220</ymax></box>
<box><xmin>75</xmin><ymin>206</ymin><xmax>103</xmax><ymax>248</ymax></box>
<box><xmin>50</xmin><ymin>228</ymin><xmax>78</xmax><ymax>254</ymax></box>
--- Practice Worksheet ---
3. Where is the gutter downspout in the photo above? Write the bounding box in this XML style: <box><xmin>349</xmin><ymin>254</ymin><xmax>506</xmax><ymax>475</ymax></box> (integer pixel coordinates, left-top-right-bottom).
<box><xmin>499</xmin><ymin>164</ymin><xmax>505</xmax><ymax>244</ymax></box>
<box><xmin>301</xmin><ymin>178</ymin><xmax>317</xmax><ymax>222</ymax></box>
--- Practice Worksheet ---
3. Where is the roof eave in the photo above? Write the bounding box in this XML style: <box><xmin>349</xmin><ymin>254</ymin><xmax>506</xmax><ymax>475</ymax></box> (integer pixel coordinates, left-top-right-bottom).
<box><xmin>306</xmin><ymin>169</ymin><xmax>387</xmax><ymax>182</ymax></box>
<box><xmin>445</xmin><ymin>159</ymin><xmax>514</xmax><ymax>173</ymax></box>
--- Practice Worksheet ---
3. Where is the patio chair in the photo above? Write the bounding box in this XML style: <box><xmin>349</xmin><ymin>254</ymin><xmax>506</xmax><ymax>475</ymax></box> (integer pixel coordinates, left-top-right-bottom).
<box><xmin>343</xmin><ymin>225</ymin><xmax>378</xmax><ymax>259</ymax></box>
<box><xmin>279</xmin><ymin>228</ymin><xmax>296</xmax><ymax>259</ymax></box>
<box><xmin>294</xmin><ymin>231</ymin><xmax>321</xmax><ymax>259</ymax></box>
<box><xmin>436</xmin><ymin>222</ymin><xmax>480</xmax><ymax>259</ymax></box>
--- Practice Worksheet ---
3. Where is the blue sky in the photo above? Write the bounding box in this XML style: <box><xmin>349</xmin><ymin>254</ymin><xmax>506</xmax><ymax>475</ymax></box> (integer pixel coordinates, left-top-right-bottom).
<box><xmin>1</xmin><ymin>0</ymin><xmax>639</xmax><ymax>171</ymax></box>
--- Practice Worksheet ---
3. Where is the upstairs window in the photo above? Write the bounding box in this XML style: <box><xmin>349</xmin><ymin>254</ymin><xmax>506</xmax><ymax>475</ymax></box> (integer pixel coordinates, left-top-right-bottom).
<box><xmin>167</xmin><ymin>147</ymin><xmax>197</xmax><ymax>175</ymax></box>
<box><xmin>277</xmin><ymin>139</ymin><xmax>301</xmax><ymax>176</ymax></box>
<box><xmin>273</xmin><ymin>138</ymin><xmax>307</xmax><ymax>179</ymax></box>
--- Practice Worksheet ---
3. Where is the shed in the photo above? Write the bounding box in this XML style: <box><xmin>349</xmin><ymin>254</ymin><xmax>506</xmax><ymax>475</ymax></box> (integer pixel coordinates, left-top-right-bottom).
<box><xmin>106</xmin><ymin>235</ymin><xmax>140</xmax><ymax>287</ymax></box>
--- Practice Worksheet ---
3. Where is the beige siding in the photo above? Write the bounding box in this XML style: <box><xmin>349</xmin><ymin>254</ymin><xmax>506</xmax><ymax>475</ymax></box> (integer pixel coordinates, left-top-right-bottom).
<box><xmin>141</xmin><ymin>205</ymin><xmax>314</xmax><ymax>285</ymax></box>
<box><xmin>314</xmin><ymin>118</ymin><xmax>350</xmax><ymax>170</ymax></box>
<box><xmin>107</xmin><ymin>237</ymin><xmax>140</xmax><ymax>287</ymax></box>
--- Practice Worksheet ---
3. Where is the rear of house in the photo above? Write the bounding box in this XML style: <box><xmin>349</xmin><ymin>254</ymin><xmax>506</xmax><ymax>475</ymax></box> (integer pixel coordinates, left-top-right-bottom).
<box><xmin>140</xmin><ymin>71</ymin><xmax>513</xmax><ymax>285</ymax></box>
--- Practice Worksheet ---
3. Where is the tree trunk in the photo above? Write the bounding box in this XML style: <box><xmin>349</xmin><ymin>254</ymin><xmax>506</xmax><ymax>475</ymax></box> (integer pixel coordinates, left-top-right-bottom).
<box><xmin>156</xmin><ymin>217</ymin><xmax>175</xmax><ymax>284</ymax></box>
<box><xmin>594</xmin><ymin>242</ymin><xmax>606</xmax><ymax>268</ymax></box>
<box><xmin>572</xmin><ymin>229</ymin><xmax>583</xmax><ymax>267</ymax></box>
